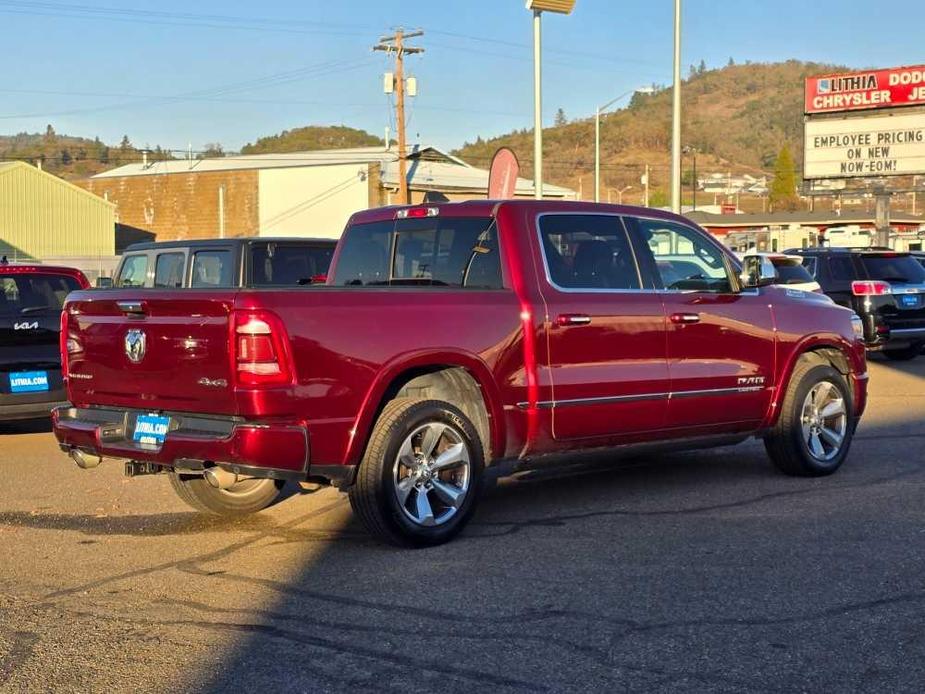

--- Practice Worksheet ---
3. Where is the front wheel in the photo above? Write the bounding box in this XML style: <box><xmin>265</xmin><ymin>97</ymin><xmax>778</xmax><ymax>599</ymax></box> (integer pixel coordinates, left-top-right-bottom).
<box><xmin>168</xmin><ymin>472</ymin><xmax>283</xmax><ymax>515</ymax></box>
<box><xmin>764</xmin><ymin>360</ymin><xmax>855</xmax><ymax>477</ymax></box>
<box><xmin>882</xmin><ymin>343</ymin><xmax>922</xmax><ymax>361</ymax></box>
<box><xmin>349</xmin><ymin>399</ymin><xmax>484</xmax><ymax>547</ymax></box>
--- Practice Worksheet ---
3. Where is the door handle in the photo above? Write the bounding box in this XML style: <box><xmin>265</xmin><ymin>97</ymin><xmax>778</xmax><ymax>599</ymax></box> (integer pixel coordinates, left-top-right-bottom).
<box><xmin>670</xmin><ymin>312</ymin><xmax>700</xmax><ymax>324</ymax></box>
<box><xmin>556</xmin><ymin>314</ymin><xmax>592</xmax><ymax>326</ymax></box>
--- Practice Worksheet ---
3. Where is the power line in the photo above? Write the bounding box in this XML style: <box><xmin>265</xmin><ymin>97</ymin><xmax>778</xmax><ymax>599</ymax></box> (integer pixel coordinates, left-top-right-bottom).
<box><xmin>0</xmin><ymin>1</ymin><xmax>672</xmax><ymax>74</ymax></box>
<box><xmin>0</xmin><ymin>87</ymin><xmax>525</xmax><ymax>118</ymax></box>
<box><xmin>0</xmin><ymin>1</ymin><xmax>372</xmax><ymax>36</ymax></box>
<box><xmin>0</xmin><ymin>58</ymin><xmax>376</xmax><ymax>120</ymax></box>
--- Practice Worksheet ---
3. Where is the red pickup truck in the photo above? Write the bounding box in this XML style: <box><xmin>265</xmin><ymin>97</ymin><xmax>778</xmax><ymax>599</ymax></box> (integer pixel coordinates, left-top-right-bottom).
<box><xmin>54</xmin><ymin>201</ymin><xmax>868</xmax><ymax>546</ymax></box>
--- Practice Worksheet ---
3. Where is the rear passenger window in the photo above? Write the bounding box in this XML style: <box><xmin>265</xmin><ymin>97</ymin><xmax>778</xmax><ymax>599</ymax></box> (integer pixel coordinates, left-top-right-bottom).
<box><xmin>154</xmin><ymin>253</ymin><xmax>185</xmax><ymax>288</ymax></box>
<box><xmin>538</xmin><ymin>215</ymin><xmax>641</xmax><ymax>290</ymax></box>
<box><xmin>801</xmin><ymin>257</ymin><xmax>818</xmax><ymax>277</ymax></box>
<box><xmin>117</xmin><ymin>255</ymin><xmax>148</xmax><ymax>288</ymax></box>
<box><xmin>191</xmin><ymin>250</ymin><xmax>233</xmax><ymax>288</ymax></box>
<box><xmin>828</xmin><ymin>257</ymin><xmax>856</xmax><ymax>282</ymax></box>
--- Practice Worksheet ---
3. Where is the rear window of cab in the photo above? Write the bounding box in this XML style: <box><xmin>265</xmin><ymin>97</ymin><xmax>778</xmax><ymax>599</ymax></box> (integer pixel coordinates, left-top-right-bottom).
<box><xmin>332</xmin><ymin>217</ymin><xmax>503</xmax><ymax>289</ymax></box>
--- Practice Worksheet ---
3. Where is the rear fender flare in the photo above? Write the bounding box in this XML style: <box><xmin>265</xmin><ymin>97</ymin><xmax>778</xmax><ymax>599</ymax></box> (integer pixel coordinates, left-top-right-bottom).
<box><xmin>764</xmin><ymin>333</ymin><xmax>862</xmax><ymax>428</ymax></box>
<box><xmin>343</xmin><ymin>349</ymin><xmax>505</xmax><ymax>468</ymax></box>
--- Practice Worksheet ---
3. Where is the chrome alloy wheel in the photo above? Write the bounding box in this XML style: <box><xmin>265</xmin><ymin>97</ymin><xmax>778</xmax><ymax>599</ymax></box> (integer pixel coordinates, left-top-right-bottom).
<box><xmin>392</xmin><ymin>422</ymin><xmax>471</xmax><ymax>527</ymax></box>
<box><xmin>801</xmin><ymin>381</ymin><xmax>848</xmax><ymax>462</ymax></box>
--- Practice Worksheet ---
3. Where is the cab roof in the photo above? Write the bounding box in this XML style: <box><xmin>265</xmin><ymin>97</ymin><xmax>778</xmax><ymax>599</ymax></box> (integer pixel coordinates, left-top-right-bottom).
<box><xmin>122</xmin><ymin>237</ymin><xmax>338</xmax><ymax>253</ymax></box>
<box><xmin>346</xmin><ymin>199</ymin><xmax>696</xmax><ymax>228</ymax></box>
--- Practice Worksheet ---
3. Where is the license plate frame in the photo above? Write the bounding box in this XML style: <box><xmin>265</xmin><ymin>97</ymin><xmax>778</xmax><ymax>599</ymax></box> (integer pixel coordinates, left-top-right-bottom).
<box><xmin>133</xmin><ymin>413</ymin><xmax>171</xmax><ymax>448</ymax></box>
<box><xmin>9</xmin><ymin>370</ymin><xmax>49</xmax><ymax>394</ymax></box>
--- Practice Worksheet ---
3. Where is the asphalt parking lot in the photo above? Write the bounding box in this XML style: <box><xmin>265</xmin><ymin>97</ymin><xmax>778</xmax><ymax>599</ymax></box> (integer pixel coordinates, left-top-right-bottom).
<box><xmin>1</xmin><ymin>356</ymin><xmax>924</xmax><ymax>693</ymax></box>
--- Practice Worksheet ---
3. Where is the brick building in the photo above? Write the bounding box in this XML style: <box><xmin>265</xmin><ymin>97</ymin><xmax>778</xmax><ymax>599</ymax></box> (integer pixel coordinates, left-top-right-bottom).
<box><xmin>80</xmin><ymin>146</ymin><xmax>574</xmax><ymax>242</ymax></box>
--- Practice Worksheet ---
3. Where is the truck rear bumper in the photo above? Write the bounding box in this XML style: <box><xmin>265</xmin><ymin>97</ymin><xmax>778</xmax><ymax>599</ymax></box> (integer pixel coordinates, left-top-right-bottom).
<box><xmin>53</xmin><ymin>406</ymin><xmax>310</xmax><ymax>479</ymax></box>
<box><xmin>0</xmin><ymin>399</ymin><xmax>68</xmax><ymax>421</ymax></box>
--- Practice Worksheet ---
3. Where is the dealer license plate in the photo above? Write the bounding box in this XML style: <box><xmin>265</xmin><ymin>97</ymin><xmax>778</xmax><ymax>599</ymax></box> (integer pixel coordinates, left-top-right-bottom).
<box><xmin>901</xmin><ymin>294</ymin><xmax>919</xmax><ymax>308</ymax></box>
<box><xmin>133</xmin><ymin>414</ymin><xmax>170</xmax><ymax>447</ymax></box>
<box><xmin>9</xmin><ymin>371</ymin><xmax>49</xmax><ymax>393</ymax></box>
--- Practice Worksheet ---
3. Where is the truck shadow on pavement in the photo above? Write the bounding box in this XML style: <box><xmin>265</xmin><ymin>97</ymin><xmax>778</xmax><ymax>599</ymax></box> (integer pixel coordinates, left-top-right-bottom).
<box><xmin>0</xmin><ymin>508</ymin><xmax>283</xmax><ymax>537</ymax></box>
<box><xmin>183</xmin><ymin>415</ymin><xmax>925</xmax><ymax>693</ymax></box>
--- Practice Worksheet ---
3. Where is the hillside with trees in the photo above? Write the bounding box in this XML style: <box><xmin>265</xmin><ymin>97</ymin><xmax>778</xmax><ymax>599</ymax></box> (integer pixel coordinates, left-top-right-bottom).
<box><xmin>0</xmin><ymin>127</ymin><xmax>172</xmax><ymax>179</ymax></box>
<box><xmin>0</xmin><ymin>124</ymin><xmax>385</xmax><ymax>180</ymax></box>
<box><xmin>454</xmin><ymin>60</ymin><xmax>843</xmax><ymax>207</ymax></box>
<box><xmin>240</xmin><ymin>125</ymin><xmax>384</xmax><ymax>154</ymax></box>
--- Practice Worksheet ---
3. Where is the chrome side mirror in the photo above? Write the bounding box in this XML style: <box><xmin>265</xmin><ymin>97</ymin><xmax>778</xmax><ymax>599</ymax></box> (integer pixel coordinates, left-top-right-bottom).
<box><xmin>740</xmin><ymin>256</ymin><xmax>777</xmax><ymax>289</ymax></box>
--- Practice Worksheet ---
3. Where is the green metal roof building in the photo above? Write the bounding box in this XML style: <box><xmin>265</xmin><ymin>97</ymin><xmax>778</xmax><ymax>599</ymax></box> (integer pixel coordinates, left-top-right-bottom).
<box><xmin>0</xmin><ymin>161</ymin><xmax>115</xmax><ymax>260</ymax></box>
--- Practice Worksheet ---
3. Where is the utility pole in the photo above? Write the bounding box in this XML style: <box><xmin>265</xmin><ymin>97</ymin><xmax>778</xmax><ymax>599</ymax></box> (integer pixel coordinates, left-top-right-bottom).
<box><xmin>642</xmin><ymin>164</ymin><xmax>650</xmax><ymax>207</ymax></box>
<box><xmin>374</xmin><ymin>29</ymin><xmax>423</xmax><ymax>205</ymax></box>
<box><xmin>670</xmin><ymin>0</ymin><xmax>682</xmax><ymax>212</ymax></box>
<box><xmin>874</xmin><ymin>186</ymin><xmax>892</xmax><ymax>248</ymax></box>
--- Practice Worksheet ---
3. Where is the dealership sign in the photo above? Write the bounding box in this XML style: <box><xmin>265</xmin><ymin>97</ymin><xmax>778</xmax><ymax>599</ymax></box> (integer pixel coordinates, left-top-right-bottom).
<box><xmin>805</xmin><ymin>65</ymin><xmax>925</xmax><ymax>114</ymax></box>
<box><xmin>804</xmin><ymin>111</ymin><xmax>925</xmax><ymax>179</ymax></box>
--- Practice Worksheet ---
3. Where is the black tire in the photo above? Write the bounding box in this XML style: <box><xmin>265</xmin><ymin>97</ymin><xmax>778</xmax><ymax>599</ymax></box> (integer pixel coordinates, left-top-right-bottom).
<box><xmin>348</xmin><ymin>398</ymin><xmax>484</xmax><ymax>548</ymax></box>
<box><xmin>168</xmin><ymin>472</ymin><xmax>283</xmax><ymax>515</ymax></box>
<box><xmin>882</xmin><ymin>343</ymin><xmax>922</xmax><ymax>361</ymax></box>
<box><xmin>764</xmin><ymin>359</ymin><xmax>855</xmax><ymax>477</ymax></box>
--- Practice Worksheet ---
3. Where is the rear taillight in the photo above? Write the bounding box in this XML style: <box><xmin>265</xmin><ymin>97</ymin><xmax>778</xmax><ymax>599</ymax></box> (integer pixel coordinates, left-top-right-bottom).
<box><xmin>59</xmin><ymin>309</ymin><xmax>68</xmax><ymax>377</ymax></box>
<box><xmin>232</xmin><ymin>310</ymin><xmax>293</xmax><ymax>386</ymax></box>
<box><xmin>852</xmin><ymin>280</ymin><xmax>891</xmax><ymax>296</ymax></box>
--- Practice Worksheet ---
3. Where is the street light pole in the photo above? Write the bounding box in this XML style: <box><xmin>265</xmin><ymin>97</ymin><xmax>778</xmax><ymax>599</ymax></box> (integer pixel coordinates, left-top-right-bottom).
<box><xmin>692</xmin><ymin>148</ymin><xmax>697</xmax><ymax>210</ymax></box>
<box><xmin>670</xmin><ymin>0</ymin><xmax>682</xmax><ymax>212</ymax></box>
<box><xmin>527</xmin><ymin>1</ymin><xmax>576</xmax><ymax>200</ymax></box>
<box><xmin>594</xmin><ymin>105</ymin><xmax>601</xmax><ymax>203</ymax></box>
<box><xmin>683</xmin><ymin>145</ymin><xmax>697</xmax><ymax>211</ymax></box>
<box><xmin>533</xmin><ymin>9</ymin><xmax>543</xmax><ymax>199</ymax></box>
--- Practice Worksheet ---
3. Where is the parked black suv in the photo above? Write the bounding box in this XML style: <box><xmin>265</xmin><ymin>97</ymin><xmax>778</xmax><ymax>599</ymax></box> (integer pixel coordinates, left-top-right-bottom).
<box><xmin>788</xmin><ymin>247</ymin><xmax>925</xmax><ymax>360</ymax></box>
<box><xmin>109</xmin><ymin>237</ymin><xmax>337</xmax><ymax>289</ymax></box>
<box><xmin>1</xmin><ymin>263</ymin><xmax>89</xmax><ymax>420</ymax></box>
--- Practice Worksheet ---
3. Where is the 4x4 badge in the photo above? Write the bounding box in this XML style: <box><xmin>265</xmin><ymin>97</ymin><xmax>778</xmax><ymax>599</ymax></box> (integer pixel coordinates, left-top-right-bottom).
<box><xmin>125</xmin><ymin>329</ymin><xmax>147</xmax><ymax>363</ymax></box>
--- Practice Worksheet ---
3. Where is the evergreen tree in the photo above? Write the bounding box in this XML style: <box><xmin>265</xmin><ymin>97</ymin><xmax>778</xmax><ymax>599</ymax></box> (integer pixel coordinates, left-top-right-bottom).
<box><xmin>119</xmin><ymin>135</ymin><xmax>132</xmax><ymax>152</ymax></box>
<box><xmin>698</xmin><ymin>59</ymin><xmax>707</xmax><ymax>75</ymax></box>
<box><xmin>769</xmin><ymin>145</ymin><xmax>800</xmax><ymax>211</ymax></box>
<box><xmin>554</xmin><ymin>108</ymin><xmax>568</xmax><ymax>127</ymax></box>
<box><xmin>200</xmin><ymin>142</ymin><xmax>225</xmax><ymax>158</ymax></box>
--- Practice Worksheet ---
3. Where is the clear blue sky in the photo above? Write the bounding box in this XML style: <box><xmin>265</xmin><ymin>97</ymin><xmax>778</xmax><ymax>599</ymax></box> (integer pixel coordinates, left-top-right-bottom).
<box><xmin>1</xmin><ymin>0</ymin><xmax>922</xmax><ymax>153</ymax></box>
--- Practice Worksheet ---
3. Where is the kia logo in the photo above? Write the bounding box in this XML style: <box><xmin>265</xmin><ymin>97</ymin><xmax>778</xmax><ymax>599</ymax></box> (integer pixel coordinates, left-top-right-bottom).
<box><xmin>124</xmin><ymin>329</ymin><xmax>147</xmax><ymax>364</ymax></box>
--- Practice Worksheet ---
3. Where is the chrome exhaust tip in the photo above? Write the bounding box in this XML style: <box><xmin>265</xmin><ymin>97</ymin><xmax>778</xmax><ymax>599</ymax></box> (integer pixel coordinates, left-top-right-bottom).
<box><xmin>70</xmin><ymin>448</ymin><xmax>102</xmax><ymax>469</ymax></box>
<box><xmin>203</xmin><ymin>466</ymin><xmax>238</xmax><ymax>490</ymax></box>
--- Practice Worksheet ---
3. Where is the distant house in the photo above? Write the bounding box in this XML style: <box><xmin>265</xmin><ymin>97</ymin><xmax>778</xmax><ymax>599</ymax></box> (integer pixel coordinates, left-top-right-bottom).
<box><xmin>79</xmin><ymin>145</ymin><xmax>575</xmax><ymax>242</ymax></box>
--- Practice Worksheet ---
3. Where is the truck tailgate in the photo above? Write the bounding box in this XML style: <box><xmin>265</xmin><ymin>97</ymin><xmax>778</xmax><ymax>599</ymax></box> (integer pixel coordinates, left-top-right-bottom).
<box><xmin>64</xmin><ymin>290</ymin><xmax>239</xmax><ymax>414</ymax></box>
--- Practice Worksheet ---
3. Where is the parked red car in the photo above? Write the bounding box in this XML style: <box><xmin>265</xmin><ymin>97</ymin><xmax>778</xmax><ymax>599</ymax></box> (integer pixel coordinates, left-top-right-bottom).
<box><xmin>1</xmin><ymin>262</ymin><xmax>89</xmax><ymax>421</ymax></box>
<box><xmin>54</xmin><ymin>201</ymin><xmax>867</xmax><ymax>546</ymax></box>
